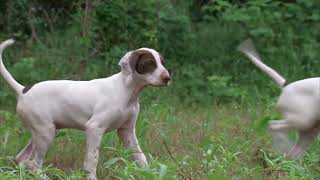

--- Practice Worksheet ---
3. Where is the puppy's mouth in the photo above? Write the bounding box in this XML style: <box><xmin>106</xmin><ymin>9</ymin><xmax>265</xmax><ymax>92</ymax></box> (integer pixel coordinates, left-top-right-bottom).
<box><xmin>164</xmin><ymin>80</ymin><xmax>171</xmax><ymax>86</ymax></box>
<box><xmin>150</xmin><ymin>81</ymin><xmax>170</xmax><ymax>87</ymax></box>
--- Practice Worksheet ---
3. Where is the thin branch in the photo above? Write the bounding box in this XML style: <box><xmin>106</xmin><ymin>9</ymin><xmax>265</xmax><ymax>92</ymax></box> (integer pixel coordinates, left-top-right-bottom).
<box><xmin>42</xmin><ymin>8</ymin><xmax>54</xmax><ymax>33</ymax></box>
<box><xmin>28</xmin><ymin>6</ymin><xmax>39</xmax><ymax>42</ymax></box>
<box><xmin>161</xmin><ymin>136</ymin><xmax>178</xmax><ymax>165</ymax></box>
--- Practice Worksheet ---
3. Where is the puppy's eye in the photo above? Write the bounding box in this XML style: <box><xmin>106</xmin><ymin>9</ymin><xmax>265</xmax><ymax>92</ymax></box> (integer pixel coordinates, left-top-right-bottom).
<box><xmin>160</xmin><ymin>57</ymin><xmax>166</xmax><ymax>65</ymax></box>
<box><xmin>159</xmin><ymin>54</ymin><xmax>165</xmax><ymax>65</ymax></box>
<box><xmin>144</xmin><ymin>59</ymin><xmax>157</xmax><ymax>68</ymax></box>
<box><xmin>145</xmin><ymin>59</ymin><xmax>154</xmax><ymax>64</ymax></box>
<box><xmin>136</xmin><ymin>58</ymin><xmax>157</xmax><ymax>74</ymax></box>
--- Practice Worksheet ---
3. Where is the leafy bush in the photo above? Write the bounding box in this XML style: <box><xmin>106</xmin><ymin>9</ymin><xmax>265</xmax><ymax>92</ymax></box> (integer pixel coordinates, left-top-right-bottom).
<box><xmin>95</xmin><ymin>0</ymin><xmax>157</xmax><ymax>49</ymax></box>
<box><xmin>0</xmin><ymin>0</ymin><xmax>319</xmax><ymax>104</ymax></box>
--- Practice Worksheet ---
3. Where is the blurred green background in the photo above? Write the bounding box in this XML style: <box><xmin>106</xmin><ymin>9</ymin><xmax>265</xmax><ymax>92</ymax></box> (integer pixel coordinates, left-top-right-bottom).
<box><xmin>1</xmin><ymin>0</ymin><xmax>320</xmax><ymax>179</ymax></box>
<box><xmin>1</xmin><ymin>0</ymin><xmax>319</xmax><ymax>106</ymax></box>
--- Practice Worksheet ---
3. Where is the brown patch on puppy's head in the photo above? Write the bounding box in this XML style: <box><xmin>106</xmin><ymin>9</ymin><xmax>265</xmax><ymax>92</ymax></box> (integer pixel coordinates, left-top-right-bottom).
<box><xmin>119</xmin><ymin>48</ymin><xmax>170</xmax><ymax>86</ymax></box>
<box><xmin>135</xmin><ymin>53</ymin><xmax>157</xmax><ymax>74</ymax></box>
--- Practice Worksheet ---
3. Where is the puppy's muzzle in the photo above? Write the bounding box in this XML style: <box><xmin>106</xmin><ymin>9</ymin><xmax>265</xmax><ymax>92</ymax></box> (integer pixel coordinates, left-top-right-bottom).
<box><xmin>160</xmin><ymin>71</ymin><xmax>171</xmax><ymax>84</ymax></box>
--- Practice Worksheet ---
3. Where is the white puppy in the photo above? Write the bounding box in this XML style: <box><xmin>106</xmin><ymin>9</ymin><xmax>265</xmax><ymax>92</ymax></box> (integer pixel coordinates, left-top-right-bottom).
<box><xmin>0</xmin><ymin>39</ymin><xmax>170</xmax><ymax>180</ymax></box>
<box><xmin>238</xmin><ymin>39</ymin><xmax>320</xmax><ymax>157</ymax></box>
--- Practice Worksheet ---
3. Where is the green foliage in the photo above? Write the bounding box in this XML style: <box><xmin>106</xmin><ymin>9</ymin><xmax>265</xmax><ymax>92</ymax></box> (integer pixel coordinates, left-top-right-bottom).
<box><xmin>255</xmin><ymin>112</ymin><xmax>281</xmax><ymax>133</ymax></box>
<box><xmin>207</xmin><ymin>75</ymin><xmax>247</xmax><ymax>103</ymax></box>
<box><xmin>1</xmin><ymin>0</ymin><xmax>320</xmax><ymax>179</ymax></box>
<box><xmin>104</xmin><ymin>157</ymin><xmax>176</xmax><ymax>180</ymax></box>
<box><xmin>0</xmin><ymin>0</ymin><xmax>29</xmax><ymax>39</ymax></box>
<box><xmin>95</xmin><ymin>0</ymin><xmax>158</xmax><ymax>49</ymax></box>
<box><xmin>2</xmin><ymin>99</ymin><xmax>320</xmax><ymax>178</ymax></box>
<box><xmin>2</xmin><ymin>0</ymin><xmax>319</xmax><ymax>103</ymax></box>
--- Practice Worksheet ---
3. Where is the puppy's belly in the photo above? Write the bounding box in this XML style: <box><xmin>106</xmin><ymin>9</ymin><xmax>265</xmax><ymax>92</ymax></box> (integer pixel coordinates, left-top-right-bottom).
<box><xmin>52</xmin><ymin>106</ymin><xmax>93</xmax><ymax>130</ymax></box>
<box><xmin>54</xmin><ymin>116</ymin><xmax>89</xmax><ymax>130</ymax></box>
<box><xmin>53</xmin><ymin>108</ymin><xmax>132</xmax><ymax>131</ymax></box>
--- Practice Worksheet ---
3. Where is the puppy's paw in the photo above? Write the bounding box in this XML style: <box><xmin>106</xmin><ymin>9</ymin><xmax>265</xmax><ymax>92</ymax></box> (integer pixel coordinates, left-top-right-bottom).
<box><xmin>87</xmin><ymin>173</ymin><xmax>97</xmax><ymax>180</ymax></box>
<box><xmin>134</xmin><ymin>153</ymin><xmax>147</xmax><ymax>167</ymax></box>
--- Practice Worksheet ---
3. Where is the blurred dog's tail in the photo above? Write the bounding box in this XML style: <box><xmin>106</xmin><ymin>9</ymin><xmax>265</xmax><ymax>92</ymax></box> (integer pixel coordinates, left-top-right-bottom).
<box><xmin>0</xmin><ymin>39</ymin><xmax>24</xmax><ymax>95</ymax></box>
<box><xmin>237</xmin><ymin>39</ymin><xmax>287</xmax><ymax>88</ymax></box>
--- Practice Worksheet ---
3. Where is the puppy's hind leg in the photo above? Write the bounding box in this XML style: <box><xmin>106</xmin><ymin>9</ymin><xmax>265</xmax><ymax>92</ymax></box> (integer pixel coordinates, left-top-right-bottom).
<box><xmin>288</xmin><ymin>125</ymin><xmax>320</xmax><ymax>158</ymax></box>
<box><xmin>15</xmin><ymin>105</ymin><xmax>35</xmax><ymax>165</ymax></box>
<box><xmin>15</xmin><ymin>139</ymin><xmax>34</xmax><ymax>164</ymax></box>
<box><xmin>25</xmin><ymin>125</ymin><xmax>56</xmax><ymax>171</ymax></box>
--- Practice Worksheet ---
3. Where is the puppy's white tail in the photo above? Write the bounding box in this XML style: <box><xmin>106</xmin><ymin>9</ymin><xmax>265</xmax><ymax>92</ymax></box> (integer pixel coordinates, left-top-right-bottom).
<box><xmin>0</xmin><ymin>39</ymin><xmax>24</xmax><ymax>95</ymax></box>
<box><xmin>238</xmin><ymin>39</ymin><xmax>287</xmax><ymax>88</ymax></box>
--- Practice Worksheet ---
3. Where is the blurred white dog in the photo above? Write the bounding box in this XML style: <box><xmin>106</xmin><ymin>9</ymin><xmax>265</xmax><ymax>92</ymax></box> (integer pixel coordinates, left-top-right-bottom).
<box><xmin>0</xmin><ymin>39</ymin><xmax>170</xmax><ymax>180</ymax></box>
<box><xmin>238</xmin><ymin>39</ymin><xmax>320</xmax><ymax>157</ymax></box>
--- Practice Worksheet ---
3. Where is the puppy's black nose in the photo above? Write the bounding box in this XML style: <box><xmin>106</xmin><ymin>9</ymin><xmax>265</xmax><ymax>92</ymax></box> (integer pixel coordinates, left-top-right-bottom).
<box><xmin>162</xmin><ymin>76</ymin><xmax>171</xmax><ymax>83</ymax></box>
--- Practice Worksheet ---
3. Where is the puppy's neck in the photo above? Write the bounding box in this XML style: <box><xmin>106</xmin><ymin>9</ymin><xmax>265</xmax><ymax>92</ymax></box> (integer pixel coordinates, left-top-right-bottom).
<box><xmin>119</xmin><ymin>72</ymin><xmax>147</xmax><ymax>105</ymax></box>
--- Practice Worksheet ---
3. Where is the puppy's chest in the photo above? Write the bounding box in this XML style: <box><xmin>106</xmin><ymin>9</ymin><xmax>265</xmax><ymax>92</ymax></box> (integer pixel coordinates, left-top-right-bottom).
<box><xmin>109</xmin><ymin>105</ymin><xmax>138</xmax><ymax>128</ymax></box>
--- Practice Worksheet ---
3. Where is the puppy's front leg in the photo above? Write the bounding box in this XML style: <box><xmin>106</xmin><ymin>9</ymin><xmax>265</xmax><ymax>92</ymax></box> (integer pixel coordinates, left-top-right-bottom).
<box><xmin>117</xmin><ymin>112</ymin><xmax>147</xmax><ymax>166</ymax></box>
<box><xmin>117</xmin><ymin>127</ymin><xmax>147</xmax><ymax>166</ymax></box>
<box><xmin>84</xmin><ymin>118</ymin><xmax>105</xmax><ymax>180</ymax></box>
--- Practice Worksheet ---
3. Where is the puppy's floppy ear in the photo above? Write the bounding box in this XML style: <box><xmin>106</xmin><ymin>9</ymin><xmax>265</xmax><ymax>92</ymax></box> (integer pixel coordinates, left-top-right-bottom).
<box><xmin>119</xmin><ymin>51</ymin><xmax>135</xmax><ymax>75</ymax></box>
<box><xmin>118</xmin><ymin>49</ymin><xmax>151</xmax><ymax>75</ymax></box>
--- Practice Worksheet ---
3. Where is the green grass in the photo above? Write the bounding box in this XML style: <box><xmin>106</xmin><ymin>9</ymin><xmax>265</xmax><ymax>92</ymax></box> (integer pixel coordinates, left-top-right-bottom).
<box><xmin>1</xmin><ymin>0</ymin><xmax>320</xmax><ymax>179</ymax></box>
<box><xmin>1</xmin><ymin>96</ymin><xmax>320</xmax><ymax>179</ymax></box>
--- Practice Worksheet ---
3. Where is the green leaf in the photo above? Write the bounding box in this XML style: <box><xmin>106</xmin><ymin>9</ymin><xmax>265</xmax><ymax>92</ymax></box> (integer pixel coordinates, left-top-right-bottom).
<box><xmin>158</xmin><ymin>163</ymin><xmax>168</xmax><ymax>180</ymax></box>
